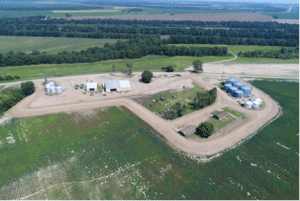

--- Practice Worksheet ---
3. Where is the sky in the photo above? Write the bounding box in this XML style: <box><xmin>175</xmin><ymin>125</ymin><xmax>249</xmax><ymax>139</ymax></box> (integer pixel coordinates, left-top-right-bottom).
<box><xmin>177</xmin><ymin>0</ymin><xmax>299</xmax><ymax>4</ymax></box>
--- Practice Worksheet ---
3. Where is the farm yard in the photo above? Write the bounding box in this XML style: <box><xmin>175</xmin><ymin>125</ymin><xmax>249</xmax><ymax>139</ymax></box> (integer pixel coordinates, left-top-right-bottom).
<box><xmin>0</xmin><ymin>80</ymin><xmax>298</xmax><ymax>200</ymax></box>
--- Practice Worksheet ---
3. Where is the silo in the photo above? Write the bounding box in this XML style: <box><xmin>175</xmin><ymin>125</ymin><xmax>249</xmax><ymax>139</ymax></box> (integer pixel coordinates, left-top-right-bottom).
<box><xmin>244</xmin><ymin>101</ymin><xmax>253</xmax><ymax>109</ymax></box>
<box><xmin>240</xmin><ymin>85</ymin><xmax>252</xmax><ymax>97</ymax></box>
<box><xmin>229</xmin><ymin>86</ymin><xmax>238</xmax><ymax>95</ymax></box>
<box><xmin>226</xmin><ymin>77</ymin><xmax>237</xmax><ymax>84</ymax></box>
<box><xmin>223</xmin><ymin>83</ymin><xmax>232</xmax><ymax>91</ymax></box>
<box><xmin>49</xmin><ymin>82</ymin><xmax>55</xmax><ymax>87</ymax></box>
<box><xmin>252</xmin><ymin>100</ymin><xmax>260</xmax><ymax>109</ymax></box>
<box><xmin>253</xmin><ymin>98</ymin><xmax>262</xmax><ymax>105</ymax></box>
<box><xmin>234</xmin><ymin>90</ymin><xmax>244</xmax><ymax>98</ymax></box>
<box><xmin>233</xmin><ymin>81</ymin><xmax>244</xmax><ymax>89</ymax></box>
<box><xmin>50</xmin><ymin>87</ymin><xmax>56</xmax><ymax>93</ymax></box>
<box><xmin>45</xmin><ymin>84</ymin><xmax>51</xmax><ymax>93</ymax></box>
<box><xmin>56</xmin><ymin>86</ymin><xmax>62</xmax><ymax>94</ymax></box>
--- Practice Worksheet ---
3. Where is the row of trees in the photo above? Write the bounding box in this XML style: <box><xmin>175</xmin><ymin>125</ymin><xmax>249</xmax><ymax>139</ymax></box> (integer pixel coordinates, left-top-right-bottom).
<box><xmin>2</xmin><ymin>16</ymin><xmax>297</xmax><ymax>32</ymax></box>
<box><xmin>166</xmin><ymin>35</ymin><xmax>298</xmax><ymax>47</ymax></box>
<box><xmin>237</xmin><ymin>47</ymin><xmax>299</xmax><ymax>59</ymax></box>
<box><xmin>0</xmin><ymin>75</ymin><xmax>20</xmax><ymax>81</ymax></box>
<box><xmin>0</xmin><ymin>36</ymin><xmax>228</xmax><ymax>67</ymax></box>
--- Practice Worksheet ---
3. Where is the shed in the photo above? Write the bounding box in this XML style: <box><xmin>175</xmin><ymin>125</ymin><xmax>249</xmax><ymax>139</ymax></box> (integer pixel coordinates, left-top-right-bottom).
<box><xmin>104</xmin><ymin>80</ymin><xmax>131</xmax><ymax>92</ymax></box>
<box><xmin>214</xmin><ymin>111</ymin><xmax>229</xmax><ymax>120</ymax></box>
<box><xmin>86</xmin><ymin>82</ymin><xmax>97</xmax><ymax>91</ymax></box>
<box><xmin>179</xmin><ymin>125</ymin><xmax>197</xmax><ymax>136</ymax></box>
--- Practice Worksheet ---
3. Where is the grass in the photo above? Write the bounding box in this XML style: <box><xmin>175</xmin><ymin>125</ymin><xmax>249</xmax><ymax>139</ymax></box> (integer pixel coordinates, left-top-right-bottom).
<box><xmin>0</xmin><ymin>36</ymin><xmax>122</xmax><ymax>55</ymax></box>
<box><xmin>142</xmin><ymin>83</ymin><xmax>206</xmax><ymax>116</ymax></box>
<box><xmin>260</xmin><ymin>12</ymin><xmax>299</xmax><ymax>19</ymax></box>
<box><xmin>97</xmin><ymin>85</ymin><xmax>103</xmax><ymax>93</ymax></box>
<box><xmin>0</xmin><ymin>80</ymin><xmax>298</xmax><ymax>199</ymax></box>
<box><xmin>0</xmin><ymin>55</ymin><xmax>233</xmax><ymax>83</ymax></box>
<box><xmin>230</xmin><ymin>57</ymin><xmax>299</xmax><ymax>64</ymax></box>
<box><xmin>222</xmin><ymin>107</ymin><xmax>247</xmax><ymax>119</ymax></box>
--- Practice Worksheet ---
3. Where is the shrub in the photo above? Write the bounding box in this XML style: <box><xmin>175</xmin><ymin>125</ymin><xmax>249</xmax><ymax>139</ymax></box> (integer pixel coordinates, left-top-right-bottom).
<box><xmin>141</xmin><ymin>70</ymin><xmax>153</xmax><ymax>83</ymax></box>
<box><xmin>196</xmin><ymin>122</ymin><xmax>214</xmax><ymax>138</ymax></box>
<box><xmin>21</xmin><ymin>81</ymin><xmax>35</xmax><ymax>96</ymax></box>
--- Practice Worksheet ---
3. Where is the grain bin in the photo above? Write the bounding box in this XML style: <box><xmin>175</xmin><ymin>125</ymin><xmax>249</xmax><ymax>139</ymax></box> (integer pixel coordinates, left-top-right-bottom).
<box><xmin>56</xmin><ymin>86</ymin><xmax>62</xmax><ymax>94</ymax></box>
<box><xmin>244</xmin><ymin>101</ymin><xmax>253</xmax><ymax>109</ymax></box>
<box><xmin>50</xmin><ymin>87</ymin><xmax>56</xmax><ymax>93</ymax></box>
<box><xmin>253</xmin><ymin>98</ymin><xmax>262</xmax><ymax>105</ymax></box>
<box><xmin>233</xmin><ymin>81</ymin><xmax>244</xmax><ymax>89</ymax></box>
<box><xmin>240</xmin><ymin>85</ymin><xmax>252</xmax><ymax>97</ymax></box>
<box><xmin>228</xmin><ymin>86</ymin><xmax>238</xmax><ymax>95</ymax></box>
<box><xmin>226</xmin><ymin>77</ymin><xmax>237</xmax><ymax>84</ymax></box>
<box><xmin>45</xmin><ymin>84</ymin><xmax>51</xmax><ymax>93</ymax></box>
<box><xmin>252</xmin><ymin>101</ymin><xmax>260</xmax><ymax>109</ymax></box>
<box><xmin>233</xmin><ymin>90</ymin><xmax>244</xmax><ymax>98</ymax></box>
<box><xmin>223</xmin><ymin>83</ymin><xmax>232</xmax><ymax>91</ymax></box>
<box><xmin>48</xmin><ymin>82</ymin><xmax>55</xmax><ymax>87</ymax></box>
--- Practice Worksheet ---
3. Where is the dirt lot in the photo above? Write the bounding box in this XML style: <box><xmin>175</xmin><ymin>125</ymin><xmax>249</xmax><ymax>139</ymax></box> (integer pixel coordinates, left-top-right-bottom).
<box><xmin>65</xmin><ymin>13</ymin><xmax>273</xmax><ymax>22</ymax></box>
<box><xmin>8</xmin><ymin>73</ymin><xmax>279</xmax><ymax>156</ymax></box>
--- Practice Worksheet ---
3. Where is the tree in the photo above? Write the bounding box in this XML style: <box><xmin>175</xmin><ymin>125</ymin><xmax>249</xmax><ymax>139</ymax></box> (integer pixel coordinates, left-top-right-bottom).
<box><xmin>126</xmin><ymin>62</ymin><xmax>133</xmax><ymax>75</ymax></box>
<box><xmin>195</xmin><ymin>122</ymin><xmax>214</xmax><ymax>138</ymax></box>
<box><xmin>165</xmin><ymin>64</ymin><xmax>175</xmax><ymax>72</ymax></box>
<box><xmin>141</xmin><ymin>70</ymin><xmax>153</xmax><ymax>83</ymax></box>
<box><xmin>192</xmin><ymin>60</ymin><xmax>203</xmax><ymax>73</ymax></box>
<box><xmin>112</xmin><ymin>64</ymin><xmax>116</xmax><ymax>75</ymax></box>
<box><xmin>21</xmin><ymin>81</ymin><xmax>35</xmax><ymax>96</ymax></box>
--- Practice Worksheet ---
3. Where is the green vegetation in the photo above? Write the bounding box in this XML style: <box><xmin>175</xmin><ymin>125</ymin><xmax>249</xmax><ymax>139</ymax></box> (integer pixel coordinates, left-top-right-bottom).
<box><xmin>97</xmin><ymin>85</ymin><xmax>103</xmax><ymax>93</ymax></box>
<box><xmin>208</xmin><ymin>113</ymin><xmax>236</xmax><ymax>130</ymax></box>
<box><xmin>0</xmin><ymin>81</ymin><xmax>34</xmax><ymax>115</ymax></box>
<box><xmin>0</xmin><ymin>36</ymin><xmax>122</xmax><ymax>55</ymax></box>
<box><xmin>261</xmin><ymin>12</ymin><xmax>299</xmax><ymax>19</ymax></box>
<box><xmin>0</xmin><ymin>55</ymin><xmax>232</xmax><ymax>83</ymax></box>
<box><xmin>231</xmin><ymin>57</ymin><xmax>299</xmax><ymax>64</ymax></box>
<box><xmin>141</xmin><ymin>70</ymin><xmax>153</xmax><ymax>83</ymax></box>
<box><xmin>222</xmin><ymin>107</ymin><xmax>247</xmax><ymax>119</ymax></box>
<box><xmin>195</xmin><ymin>121</ymin><xmax>214</xmax><ymax>138</ymax></box>
<box><xmin>192</xmin><ymin>59</ymin><xmax>203</xmax><ymax>73</ymax></box>
<box><xmin>0</xmin><ymin>80</ymin><xmax>298</xmax><ymax>199</ymax></box>
<box><xmin>0</xmin><ymin>74</ymin><xmax>20</xmax><ymax>81</ymax></box>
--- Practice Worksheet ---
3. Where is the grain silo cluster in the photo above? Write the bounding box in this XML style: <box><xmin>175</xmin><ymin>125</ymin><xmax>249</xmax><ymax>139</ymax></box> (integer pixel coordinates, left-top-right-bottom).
<box><xmin>224</xmin><ymin>77</ymin><xmax>252</xmax><ymax>98</ymax></box>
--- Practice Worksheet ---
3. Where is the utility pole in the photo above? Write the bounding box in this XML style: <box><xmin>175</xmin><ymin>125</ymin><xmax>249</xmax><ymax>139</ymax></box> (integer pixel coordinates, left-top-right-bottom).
<box><xmin>221</xmin><ymin>71</ymin><xmax>227</xmax><ymax>82</ymax></box>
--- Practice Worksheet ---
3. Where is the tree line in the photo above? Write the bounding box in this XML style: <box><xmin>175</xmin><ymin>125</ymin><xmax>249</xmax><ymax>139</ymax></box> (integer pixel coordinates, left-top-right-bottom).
<box><xmin>237</xmin><ymin>47</ymin><xmax>299</xmax><ymax>60</ymax></box>
<box><xmin>0</xmin><ymin>36</ymin><xmax>228</xmax><ymax>67</ymax></box>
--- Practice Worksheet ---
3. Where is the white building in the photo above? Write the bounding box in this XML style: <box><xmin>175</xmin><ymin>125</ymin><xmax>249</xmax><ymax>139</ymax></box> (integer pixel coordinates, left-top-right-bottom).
<box><xmin>103</xmin><ymin>80</ymin><xmax>131</xmax><ymax>93</ymax></box>
<box><xmin>86</xmin><ymin>82</ymin><xmax>97</xmax><ymax>91</ymax></box>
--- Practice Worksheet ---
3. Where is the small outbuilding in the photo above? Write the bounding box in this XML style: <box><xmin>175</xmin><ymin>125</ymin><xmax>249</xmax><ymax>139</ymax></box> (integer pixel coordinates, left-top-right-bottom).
<box><xmin>214</xmin><ymin>111</ymin><xmax>229</xmax><ymax>120</ymax></box>
<box><xmin>86</xmin><ymin>82</ymin><xmax>97</xmax><ymax>91</ymax></box>
<box><xmin>179</xmin><ymin>125</ymin><xmax>197</xmax><ymax>136</ymax></box>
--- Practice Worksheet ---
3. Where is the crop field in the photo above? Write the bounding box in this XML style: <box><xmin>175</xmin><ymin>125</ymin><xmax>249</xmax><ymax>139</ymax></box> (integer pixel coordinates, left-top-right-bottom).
<box><xmin>0</xmin><ymin>36</ymin><xmax>121</xmax><ymax>55</ymax></box>
<box><xmin>0</xmin><ymin>80</ymin><xmax>298</xmax><ymax>199</ymax></box>
<box><xmin>141</xmin><ymin>83</ymin><xmax>206</xmax><ymax>116</ymax></box>
<box><xmin>0</xmin><ymin>55</ymin><xmax>233</xmax><ymax>83</ymax></box>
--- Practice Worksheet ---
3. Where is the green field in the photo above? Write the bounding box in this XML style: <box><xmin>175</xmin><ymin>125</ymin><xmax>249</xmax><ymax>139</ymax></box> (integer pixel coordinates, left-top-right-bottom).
<box><xmin>142</xmin><ymin>83</ymin><xmax>206</xmax><ymax>117</ymax></box>
<box><xmin>0</xmin><ymin>36</ymin><xmax>121</xmax><ymax>55</ymax></box>
<box><xmin>260</xmin><ymin>12</ymin><xmax>299</xmax><ymax>19</ymax></box>
<box><xmin>0</xmin><ymin>55</ymin><xmax>233</xmax><ymax>83</ymax></box>
<box><xmin>0</xmin><ymin>80</ymin><xmax>298</xmax><ymax>199</ymax></box>
<box><xmin>230</xmin><ymin>57</ymin><xmax>299</xmax><ymax>64</ymax></box>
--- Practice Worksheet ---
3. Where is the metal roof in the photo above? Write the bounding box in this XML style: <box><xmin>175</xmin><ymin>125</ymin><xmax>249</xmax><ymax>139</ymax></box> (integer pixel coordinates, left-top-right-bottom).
<box><xmin>179</xmin><ymin>125</ymin><xmax>196</xmax><ymax>136</ymax></box>
<box><xmin>104</xmin><ymin>80</ymin><xmax>131</xmax><ymax>89</ymax></box>
<box><xmin>87</xmin><ymin>82</ymin><xmax>97</xmax><ymax>89</ymax></box>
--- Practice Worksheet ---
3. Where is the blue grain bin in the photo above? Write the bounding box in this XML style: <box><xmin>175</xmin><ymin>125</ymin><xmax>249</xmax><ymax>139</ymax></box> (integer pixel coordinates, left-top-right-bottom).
<box><xmin>234</xmin><ymin>90</ymin><xmax>244</xmax><ymax>98</ymax></box>
<box><xmin>223</xmin><ymin>83</ymin><xmax>232</xmax><ymax>91</ymax></box>
<box><xmin>226</xmin><ymin>77</ymin><xmax>237</xmax><ymax>84</ymax></box>
<box><xmin>240</xmin><ymin>85</ymin><xmax>252</xmax><ymax>97</ymax></box>
<box><xmin>228</xmin><ymin>86</ymin><xmax>238</xmax><ymax>95</ymax></box>
<box><xmin>233</xmin><ymin>81</ymin><xmax>244</xmax><ymax>89</ymax></box>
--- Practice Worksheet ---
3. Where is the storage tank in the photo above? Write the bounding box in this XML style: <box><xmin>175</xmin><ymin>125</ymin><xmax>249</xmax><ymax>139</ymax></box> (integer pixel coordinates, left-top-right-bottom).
<box><xmin>252</xmin><ymin>101</ymin><xmax>260</xmax><ymax>109</ymax></box>
<box><xmin>56</xmin><ymin>86</ymin><xmax>62</xmax><ymax>94</ymax></box>
<box><xmin>234</xmin><ymin>90</ymin><xmax>244</xmax><ymax>98</ymax></box>
<box><xmin>240</xmin><ymin>85</ymin><xmax>252</xmax><ymax>97</ymax></box>
<box><xmin>244</xmin><ymin>101</ymin><xmax>253</xmax><ymax>109</ymax></box>
<box><xmin>228</xmin><ymin>86</ymin><xmax>238</xmax><ymax>95</ymax></box>
<box><xmin>48</xmin><ymin>82</ymin><xmax>55</xmax><ymax>87</ymax></box>
<box><xmin>50</xmin><ymin>87</ymin><xmax>56</xmax><ymax>93</ymax></box>
<box><xmin>233</xmin><ymin>81</ymin><xmax>244</xmax><ymax>89</ymax></box>
<box><xmin>46</xmin><ymin>87</ymin><xmax>51</xmax><ymax>93</ymax></box>
<box><xmin>253</xmin><ymin>98</ymin><xmax>262</xmax><ymax>105</ymax></box>
<box><xmin>223</xmin><ymin>83</ymin><xmax>232</xmax><ymax>91</ymax></box>
<box><xmin>226</xmin><ymin>77</ymin><xmax>237</xmax><ymax>84</ymax></box>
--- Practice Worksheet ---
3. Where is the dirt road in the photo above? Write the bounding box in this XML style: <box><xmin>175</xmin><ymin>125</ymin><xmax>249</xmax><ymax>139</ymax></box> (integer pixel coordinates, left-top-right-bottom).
<box><xmin>8</xmin><ymin>74</ymin><xmax>279</xmax><ymax>156</ymax></box>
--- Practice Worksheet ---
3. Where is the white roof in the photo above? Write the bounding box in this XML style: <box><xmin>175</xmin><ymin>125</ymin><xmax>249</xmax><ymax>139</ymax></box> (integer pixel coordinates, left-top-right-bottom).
<box><xmin>119</xmin><ymin>80</ymin><xmax>131</xmax><ymax>88</ymax></box>
<box><xmin>87</xmin><ymin>82</ymin><xmax>97</xmax><ymax>89</ymax></box>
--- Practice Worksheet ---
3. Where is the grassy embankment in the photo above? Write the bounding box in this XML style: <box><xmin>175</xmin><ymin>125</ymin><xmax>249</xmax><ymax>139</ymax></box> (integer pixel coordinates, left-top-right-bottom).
<box><xmin>170</xmin><ymin>44</ymin><xmax>299</xmax><ymax>63</ymax></box>
<box><xmin>0</xmin><ymin>37</ymin><xmax>122</xmax><ymax>55</ymax></box>
<box><xmin>0</xmin><ymin>55</ymin><xmax>233</xmax><ymax>83</ymax></box>
<box><xmin>0</xmin><ymin>80</ymin><xmax>298</xmax><ymax>199</ymax></box>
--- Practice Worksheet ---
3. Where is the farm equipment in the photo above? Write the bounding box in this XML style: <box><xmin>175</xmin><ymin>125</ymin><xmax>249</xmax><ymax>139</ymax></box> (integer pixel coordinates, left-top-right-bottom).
<box><xmin>75</xmin><ymin>85</ymin><xmax>79</xmax><ymax>89</ymax></box>
<box><xmin>80</xmin><ymin>84</ymin><xmax>84</xmax><ymax>89</ymax></box>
